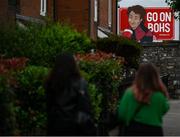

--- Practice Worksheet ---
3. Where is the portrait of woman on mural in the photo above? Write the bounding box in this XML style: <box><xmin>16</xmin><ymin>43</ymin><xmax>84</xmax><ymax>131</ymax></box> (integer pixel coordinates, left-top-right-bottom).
<box><xmin>122</xmin><ymin>5</ymin><xmax>153</xmax><ymax>43</ymax></box>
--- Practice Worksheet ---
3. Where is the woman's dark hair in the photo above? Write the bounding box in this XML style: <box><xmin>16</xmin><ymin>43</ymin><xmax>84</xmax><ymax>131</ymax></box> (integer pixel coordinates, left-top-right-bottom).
<box><xmin>128</xmin><ymin>5</ymin><xmax>146</xmax><ymax>22</ymax></box>
<box><xmin>132</xmin><ymin>63</ymin><xmax>169</xmax><ymax>103</ymax></box>
<box><xmin>45</xmin><ymin>53</ymin><xmax>81</xmax><ymax>96</ymax></box>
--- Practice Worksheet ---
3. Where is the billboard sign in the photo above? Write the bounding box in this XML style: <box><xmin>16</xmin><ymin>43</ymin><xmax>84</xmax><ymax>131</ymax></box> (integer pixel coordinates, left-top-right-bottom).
<box><xmin>118</xmin><ymin>0</ymin><xmax>179</xmax><ymax>42</ymax></box>
<box><xmin>119</xmin><ymin>7</ymin><xmax>174</xmax><ymax>40</ymax></box>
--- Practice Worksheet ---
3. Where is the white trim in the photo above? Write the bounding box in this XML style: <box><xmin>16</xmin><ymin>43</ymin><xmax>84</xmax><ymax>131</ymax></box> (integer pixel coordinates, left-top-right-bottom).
<box><xmin>98</xmin><ymin>29</ymin><xmax>108</xmax><ymax>38</ymax></box>
<box><xmin>108</xmin><ymin>0</ymin><xmax>112</xmax><ymax>28</ymax></box>
<box><xmin>40</xmin><ymin>0</ymin><xmax>47</xmax><ymax>16</ymax></box>
<box><xmin>94</xmin><ymin>0</ymin><xmax>98</xmax><ymax>22</ymax></box>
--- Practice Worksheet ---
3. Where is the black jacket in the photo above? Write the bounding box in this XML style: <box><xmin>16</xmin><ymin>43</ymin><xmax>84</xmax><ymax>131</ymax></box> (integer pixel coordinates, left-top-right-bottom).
<box><xmin>46</xmin><ymin>78</ymin><xmax>96</xmax><ymax>136</ymax></box>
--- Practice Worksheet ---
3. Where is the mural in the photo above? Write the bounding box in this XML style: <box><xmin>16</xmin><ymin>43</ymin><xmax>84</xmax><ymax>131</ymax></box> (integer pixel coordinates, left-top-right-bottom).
<box><xmin>122</xmin><ymin>5</ymin><xmax>153</xmax><ymax>43</ymax></box>
<box><xmin>118</xmin><ymin>0</ymin><xmax>179</xmax><ymax>42</ymax></box>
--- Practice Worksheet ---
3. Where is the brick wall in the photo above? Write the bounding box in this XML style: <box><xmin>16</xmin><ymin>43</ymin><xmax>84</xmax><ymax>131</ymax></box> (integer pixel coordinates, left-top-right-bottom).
<box><xmin>140</xmin><ymin>42</ymin><xmax>180</xmax><ymax>98</ymax></box>
<box><xmin>0</xmin><ymin>0</ymin><xmax>8</xmax><ymax>24</ymax></box>
<box><xmin>0</xmin><ymin>0</ymin><xmax>15</xmax><ymax>25</ymax></box>
<box><xmin>90</xmin><ymin>0</ymin><xmax>117</xmax><ymax>39</ymax></box>
<box><xmin>20</xmin><ymin>0</ymin><xmax>41</xmax><ymax>18</ymax></box>
<box><xmin>99</xmin><ymin>0</ymin><xmax>117</xmax><ymax>33</ymax></box>
<box><xmin>90</xmin><ymin>0</ymin><xmax>97</xmax><ymax>39</ymax></box>
<box><xmin>47</xmin><ymin>0</ymin><xmax>54</xmax><ymax>19</ymax></box>
<box><xmin>55</xmin><ymin>0</ymin><xmax>89</xmax><ymax>32</ymax></box>
<box><xmin>99</xmin><ymin>0</ymin><xmax>108</xmax><ymax>29</ymax></box>
<box><xmin>111</xmin><ymin>0</ymin><xmax>117</xmax><ymax>34</ymax></box>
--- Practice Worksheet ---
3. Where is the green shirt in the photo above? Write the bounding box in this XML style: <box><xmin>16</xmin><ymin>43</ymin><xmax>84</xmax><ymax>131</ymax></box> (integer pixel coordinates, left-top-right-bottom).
<box><xmin>117</xmin><ymin>88</ymin><xmax>169</xmax><ymax>127</ymax></box>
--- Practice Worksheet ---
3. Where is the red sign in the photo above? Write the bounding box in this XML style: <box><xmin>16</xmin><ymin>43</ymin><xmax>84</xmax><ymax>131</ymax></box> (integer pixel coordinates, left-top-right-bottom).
<box><xmin>119</xmin><ymin>7</ymin><xmax>175</xmax><ymax>40</ymax></box>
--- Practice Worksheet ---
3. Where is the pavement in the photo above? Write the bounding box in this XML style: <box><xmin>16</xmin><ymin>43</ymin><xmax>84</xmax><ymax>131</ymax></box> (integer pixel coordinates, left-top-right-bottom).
<box><xmin>163</xmin><ymin>99</ymin><xmax>180</xmax><ymax>136</ymax></box>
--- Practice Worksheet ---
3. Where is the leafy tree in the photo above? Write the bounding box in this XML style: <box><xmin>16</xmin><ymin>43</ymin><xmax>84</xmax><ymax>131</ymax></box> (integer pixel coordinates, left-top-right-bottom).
<box><xmin>165</xmin><ymin>0</ymin><xmax>180</xmax><ymax>19</ymax></box>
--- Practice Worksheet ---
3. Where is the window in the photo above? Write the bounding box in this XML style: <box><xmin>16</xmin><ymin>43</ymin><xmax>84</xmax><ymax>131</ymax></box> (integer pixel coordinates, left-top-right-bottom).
<box><xmin>40</xmin><ymin>0</ymin><xmax>47</xmax><ymax>16</ymax></box>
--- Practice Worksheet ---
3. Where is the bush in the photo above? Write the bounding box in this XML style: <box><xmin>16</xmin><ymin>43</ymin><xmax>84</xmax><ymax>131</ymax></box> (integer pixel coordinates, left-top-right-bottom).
<box><xmin>0</xmin><ymin>76</ymin><xmax>17</xmax><ymax>135</ymax></box>
<box><xmin>0</xmin><ymin>57</ymin><xmax>28</xmax><ymax>135</ymax></box>
<box><xmin>15</xmin><ymin>65</ymin><xmax>49</xmax><ymax>135</ymax></box>
<box><xmin>0</xmin><ymin>22</ymin><xmax>93</xmax><ymax>67</ymax></box>
<box><xmin>77</xmin><ymin>52</ymin><xmax>124</xmax><ymax>121</ymax></box>
<box><xmin>88</xmin><ymin>82</ymin><xmax>103</xmax><ymax>122</ymax></box>
<box><xmin>95</xmin><ymin>35</ymin><xmax>142</xmax><ymax>68</ymax></box>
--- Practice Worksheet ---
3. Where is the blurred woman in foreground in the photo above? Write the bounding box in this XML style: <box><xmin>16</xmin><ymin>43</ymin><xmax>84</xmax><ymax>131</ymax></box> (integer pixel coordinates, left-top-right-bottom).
<box><xmin>117</xmin><ymin>63</ymin><xmax>169</xmax><ymax>136</ymax></box>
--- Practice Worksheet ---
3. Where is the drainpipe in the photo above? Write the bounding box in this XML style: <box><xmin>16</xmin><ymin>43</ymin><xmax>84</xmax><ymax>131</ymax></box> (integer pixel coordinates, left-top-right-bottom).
<box><xmin>82</xmin><ymin>0</ymin><xmax>85</xmax><ymax>31</ymax></box>
<box><xmin>179</xmin><ymin>17</ymin><xmax>180</xmax><ymax>40</ymax></box>
<box><xmin>88</xmin><ymin>0</ymin><xmax>91</xmax><ymax>36</ymax></box>
<box><xmin>53</xmin><ymin>0</ymin><xmax>56</xmax><ymax>21</ymax></box>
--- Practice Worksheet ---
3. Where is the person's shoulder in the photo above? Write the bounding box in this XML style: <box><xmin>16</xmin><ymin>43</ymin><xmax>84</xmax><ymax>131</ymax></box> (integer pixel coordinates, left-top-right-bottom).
<box><xmin>152</xmin><ymin>91</ymin><xmax>167</xmax><ymax>99</ymax></box>
<box><xmin>125</xmin><ymin>87</ymin><xmax>134</xmax><ymax>96</ymax></box>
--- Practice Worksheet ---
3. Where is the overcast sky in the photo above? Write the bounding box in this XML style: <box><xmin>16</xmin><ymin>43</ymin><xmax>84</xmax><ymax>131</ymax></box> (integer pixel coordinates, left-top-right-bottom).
<box><xmin>118</xmin><ymin>0</ymin><xmax>169</xmax><ymax>7</ymax></box>
<box><xmin>118</xmin><ymin>0</ymin><xmax>179</xmax><ymax>40</ymax></box>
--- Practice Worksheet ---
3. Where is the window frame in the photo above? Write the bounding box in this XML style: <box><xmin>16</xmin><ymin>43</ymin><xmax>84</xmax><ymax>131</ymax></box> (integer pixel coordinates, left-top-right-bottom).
<box><xmin>94</xmin><ymin>0</ymin><xmax>98</xmax><ymax>22</ymax></box>
<box><xmin>108</xmin><ymin>0</ymin><xmax>112</xmax><ymax>28</ymax></box>
<box><xmin>40</xmin><ymin>0</ymin><xmax>47</xmax><ymax>16</ymax></box>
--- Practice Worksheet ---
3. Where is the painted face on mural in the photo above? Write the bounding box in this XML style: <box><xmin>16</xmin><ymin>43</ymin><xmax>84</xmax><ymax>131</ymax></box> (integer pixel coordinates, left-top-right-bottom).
<box><xmin>128</xmin><ymin>11</ymin><xmax>143</xmax><ymax>30</ymax></box>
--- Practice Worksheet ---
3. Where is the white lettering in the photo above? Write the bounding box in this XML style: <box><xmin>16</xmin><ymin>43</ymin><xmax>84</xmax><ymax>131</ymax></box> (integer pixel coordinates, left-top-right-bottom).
<box><xmin>146</xmin><ymin>12</ymin><xmax>158</xmax><ymax>22</ymax></box>
<box><xmin>146</xmin><ymin>12</ymin><xmax>172</xmax><ymax>22</ymax></box>
<box><xmin>159</xmin><ymin>12</ymin><xmax>172</xmax><ymax>22</ymax></box>
<box><xmin>154</xmin><ymin>23</ymin><xmax>159</xmax><ymax>32</ymax></box>
<box><xmin>165</xmin><ymin>12</ymin><xmax>171</xmax><ymax>22</ymax></box>
<box><xmin>147</xmin><ymin>12</ymin><xmax>153</xmax><ymax>22</ymax></box>
<box><xmin>147</xmin><ymin>23</ymin><xmax>171</xmax><ymax>33</ymax></box>
<box><xmin>148</xmin><ymin>23</ymin><xmax>154</xmax><ymax>32</ymax></box>
<box><xmin>153</xmin><ymin>12</ymin><xmax>158</xmax><ymax>22</ymax></box>
<box><xmin>160</xmin><ymin>12</ymin><xmax>165</xmax><ymax>22</ymax></box>
<box><xmin>165</xmin><ymin>23</ymin><xmax>170</xmax><ymax>32</ymax></box>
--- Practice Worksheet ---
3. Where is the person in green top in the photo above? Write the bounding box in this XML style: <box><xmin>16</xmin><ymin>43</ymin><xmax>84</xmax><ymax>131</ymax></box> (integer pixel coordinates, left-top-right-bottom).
<box><xmin>117</xmin><ymin>63</ymin><xmax>169</xmax><ymax>136</ymax></box>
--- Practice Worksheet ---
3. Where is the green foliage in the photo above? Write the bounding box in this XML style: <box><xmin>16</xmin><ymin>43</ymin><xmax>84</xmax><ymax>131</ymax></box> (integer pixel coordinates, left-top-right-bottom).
<box><xmin>15</xmin><ymin>65</ymin><xmax>49</xmax><ymax>135</ymax></box>
<box><xmin>88</xmin><ymin>83</ymin><xmax>103</xmax><ymax>121</ymax></box>
<box><xmin>0</xmin><ymin>22</ymin><xmax>93</xmax><ymax>67</ymax></box>
<box><xmin>81</xmin><ymin>70</ymin><xmax>103</xmax><ymax>121</ymax></box>
<box><xmin>80</xmin><ymin>59</ymin><xmax>123</xmax><ymax>94</ymax></box>
<box><xmin>79</xmin><ymin>59</ymin><xmax>123</xmax><ymax>116</ymax></box>
<box><xmin>95</xmin><ymin>35</ymin><xmax>142</xmax><ymax>68</ymax></box>
<box><xmin>165</xmin><ymin>0</ymin><xmax>180</xmax><ymax>19</ymax></box>
<box><xmin>0</xmin><ymin>76</ymin><xmax>17</xmax><ymax>135</ymax></box>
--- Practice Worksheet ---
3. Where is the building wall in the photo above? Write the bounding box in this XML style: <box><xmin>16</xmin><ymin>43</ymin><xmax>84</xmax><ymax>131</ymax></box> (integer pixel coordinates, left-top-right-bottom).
<box><xmin>91</xmin><ymin>0</ymin><xmax>117</xmax><ymax>39</ymax></box>
<box><xmin>0</xmin><ymin>0</ymin><xmax>15</xmax><ymax>25</ymax></box>
<box><xmin>99</xmin><ymin>0</ymin><xmax>108</xmax><ymax>29</ymax></box>
<box><xmin>17</xmin><ymin>0</ymin><xmax>116</xmax><ymax>39</ymax></box>
<box><xmin>112</xmin><ymin>0</ymin><xmax>117</xmax><ymax>34</ymax></box>
<box><xmin>20</xmin><ymin>0</ymin><xmax>41</xmax><ymax>18</ymax></box>
<box><xmin>98</xmin><ymin>0</ymin><xmax>117</xmax><ymax>33</ymax></box>
<box><xmin>0</xmin><ymin>0</ymin><xmax>8</xmax><ymax>24</ymax></box>
<box><xmin>90</xmin><ymin>0</ymin><xmax>97</xmax><ymax>39</ymax></box>
<box><xmin>55</xmin><ymin>0</ymin><xmax>89</xmax><ymax>33</ymax></box>
<box><xmin>140</xmin><ymin>43</ymin><xmax>180</xmax><ymax>98</ymax></box>
<box><xmin>47</xmin><ymin>0</ymin><xmax>54</xmax><ymax>19</ymax></box>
